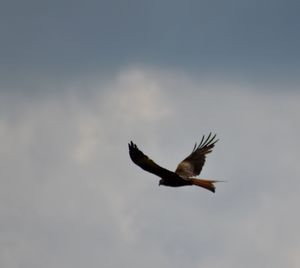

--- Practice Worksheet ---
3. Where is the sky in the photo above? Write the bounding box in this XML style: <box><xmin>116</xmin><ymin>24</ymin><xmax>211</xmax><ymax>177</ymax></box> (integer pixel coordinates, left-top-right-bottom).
<box><xmin>1</xmin><ymin>1</ymin><xmax>300</xmax><ymax>268</ymax></box>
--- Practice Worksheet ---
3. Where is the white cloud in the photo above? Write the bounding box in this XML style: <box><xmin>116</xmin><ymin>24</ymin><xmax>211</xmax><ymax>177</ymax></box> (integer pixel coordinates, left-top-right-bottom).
<box><xmin>0</xmin><ymin>67</ymin><xmax>300</xmax><ymax>268</ymax></box>
<box><xmin>106</xmin><ymin>69</ymin><xmax>171</xmax><ymax>122</ymax></box>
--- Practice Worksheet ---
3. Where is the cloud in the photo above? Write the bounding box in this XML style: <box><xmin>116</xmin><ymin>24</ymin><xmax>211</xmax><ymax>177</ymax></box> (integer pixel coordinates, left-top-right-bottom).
<box><xmin>0</xmin><ymin>67</ymin><xmax>300</xmax><ymax>268</ymax></box>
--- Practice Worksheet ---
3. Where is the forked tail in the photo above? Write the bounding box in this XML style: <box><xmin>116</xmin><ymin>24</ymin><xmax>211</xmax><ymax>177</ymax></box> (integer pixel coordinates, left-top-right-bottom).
<box><xmin>190</xmin><ymin>178</ymin><xmax>220</xmax><ymax>193</ymax></box>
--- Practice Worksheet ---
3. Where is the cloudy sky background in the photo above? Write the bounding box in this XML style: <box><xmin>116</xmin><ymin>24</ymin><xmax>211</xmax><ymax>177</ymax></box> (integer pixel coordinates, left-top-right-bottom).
<box><xmin>1</xmin><ymin>1</ymin><xmax>300</xmax><ymax>267</ymax></box>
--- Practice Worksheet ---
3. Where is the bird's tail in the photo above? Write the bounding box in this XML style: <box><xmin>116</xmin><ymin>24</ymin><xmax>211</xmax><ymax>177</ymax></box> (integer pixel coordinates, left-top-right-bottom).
<box><xmin>190</xmin><ymin>178</ymin><xmax>219</xmax><ymax>193</ymax></box>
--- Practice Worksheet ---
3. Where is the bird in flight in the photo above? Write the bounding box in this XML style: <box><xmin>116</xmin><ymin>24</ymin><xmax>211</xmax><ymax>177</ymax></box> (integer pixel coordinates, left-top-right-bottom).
<box><xmin>128</xmin><ymin>133</ymin><xmax>220</xmax><ymax>193</ymax></box>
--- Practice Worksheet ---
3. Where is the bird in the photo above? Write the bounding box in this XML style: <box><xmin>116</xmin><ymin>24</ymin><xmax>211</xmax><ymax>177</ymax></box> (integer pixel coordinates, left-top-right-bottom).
<box><xmin>128</xmin><ymin>133</ymin><xmax>220</xmax><ymax>193</ymax></box>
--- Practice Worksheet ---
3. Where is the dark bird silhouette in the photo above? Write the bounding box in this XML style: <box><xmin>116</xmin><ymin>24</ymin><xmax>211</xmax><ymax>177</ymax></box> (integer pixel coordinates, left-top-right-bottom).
<box><xmin>128</xmin><ymin>133</ymin><xmax>219</xmax><ymax>193</ymax></box>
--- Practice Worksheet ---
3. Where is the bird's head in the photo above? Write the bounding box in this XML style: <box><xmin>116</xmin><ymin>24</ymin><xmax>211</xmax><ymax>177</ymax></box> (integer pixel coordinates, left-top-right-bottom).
<box><xmin>159</xmin><ymin>179</ymin><xmax>164</xmax><ymax>186</ymax></box>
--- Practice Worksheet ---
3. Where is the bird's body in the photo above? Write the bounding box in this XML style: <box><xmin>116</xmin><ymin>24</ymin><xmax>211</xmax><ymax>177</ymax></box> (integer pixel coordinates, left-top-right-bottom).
<box><xmin>159</xmin><ymin>173</ymin><xmax>193</xmax><ymax>187</ymax></box>
<box><xmin>128</xmin><ymin>133</ymin><xmax>220</xmax><ymax>193</ymax></box>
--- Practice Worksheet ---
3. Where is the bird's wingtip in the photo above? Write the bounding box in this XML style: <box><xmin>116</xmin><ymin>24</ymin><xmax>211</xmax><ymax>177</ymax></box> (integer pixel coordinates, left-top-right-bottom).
<box><xmin>129</xmin><ymin>141</ymin><xmax>138</xmax><ymax>150</ymax></box>
<box><xmin>128</xmin><ymin>141</ymin><xmax>133</xmax><ymax>149</ymax></box>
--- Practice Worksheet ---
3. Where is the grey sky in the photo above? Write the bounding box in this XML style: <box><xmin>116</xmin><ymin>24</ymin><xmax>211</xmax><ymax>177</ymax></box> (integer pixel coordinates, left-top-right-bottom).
<box><xmin>1</xmin><ymin>1</ymin><xmax>300</xmax><ymax>268</ymax></box>
<box><xmin>1</xmin><ymin>0</ymin><xmax>300</xmax><ymax>89</ymax></box>
<box><xmin>1</xmin><ymin>68</ymin><xmax>300</xmax><ymax>267</ymax></box>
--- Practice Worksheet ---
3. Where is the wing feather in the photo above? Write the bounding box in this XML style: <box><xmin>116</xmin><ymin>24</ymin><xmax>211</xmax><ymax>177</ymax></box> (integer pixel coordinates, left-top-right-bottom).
<box><xmin>128</xmin><ymin>141</ymin><xmax>174</xmax><ymax>178</ymax></box>
<box><xmin>175</xmin><ymin>133</ymin><xmax>218</xmax><ymax>178</ymax></box>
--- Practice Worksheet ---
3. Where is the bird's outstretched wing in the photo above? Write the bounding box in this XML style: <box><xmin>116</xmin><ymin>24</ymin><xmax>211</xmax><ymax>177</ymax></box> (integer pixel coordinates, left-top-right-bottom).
<box><xmin>128</xmin><ymin>141</ymin><xmax>174</xmax><ymax>178</ymax></box>
<box><xmin>175</xmin><ymin>133</ymin><xmax>218</xmax><ymax>178</ymax></box>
